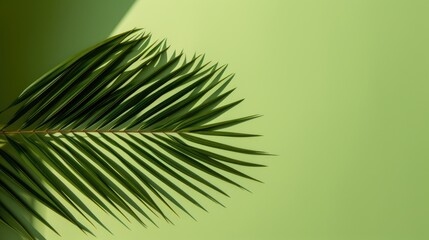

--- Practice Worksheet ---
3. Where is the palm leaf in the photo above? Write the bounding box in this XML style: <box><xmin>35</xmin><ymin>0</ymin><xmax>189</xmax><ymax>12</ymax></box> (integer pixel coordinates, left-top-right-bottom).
<box><xmin>0</xmin><ymin>29</ymin><xmax>268</xmax><ymax>239</ymax></box>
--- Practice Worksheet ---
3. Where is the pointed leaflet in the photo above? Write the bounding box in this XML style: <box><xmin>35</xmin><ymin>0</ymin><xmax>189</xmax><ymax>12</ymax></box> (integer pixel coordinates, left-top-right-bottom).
<box><xmin>0</xmin><ymin>29</ymin><xmax>140</xmax><ymax>115</ymax></box>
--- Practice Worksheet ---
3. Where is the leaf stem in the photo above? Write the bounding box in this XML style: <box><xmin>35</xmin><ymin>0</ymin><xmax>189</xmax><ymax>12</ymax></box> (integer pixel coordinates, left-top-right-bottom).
<box><xmin>0</xmin><ymin>130</ymin><xmax>180</xmax><ymax>135</ymax></box>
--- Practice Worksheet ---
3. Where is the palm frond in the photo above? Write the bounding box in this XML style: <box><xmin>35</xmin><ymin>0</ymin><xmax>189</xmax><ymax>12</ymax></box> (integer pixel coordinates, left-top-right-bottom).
<box><xmin>0</xmin><ymin>29</ymin><xmax>268</xmax><ymax>239</ymax></box>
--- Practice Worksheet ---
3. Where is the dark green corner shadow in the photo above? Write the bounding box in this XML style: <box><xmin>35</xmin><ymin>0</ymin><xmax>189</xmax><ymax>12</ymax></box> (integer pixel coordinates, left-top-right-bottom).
<box><xmin>0</xmin><ymin>0</ymin><xmax>136</xmax><ymax>119</ymax></box>
<box><xmin>0</xmin><ymin>1</ymin><xmax>136</xmax><ymax>239</ymax></box>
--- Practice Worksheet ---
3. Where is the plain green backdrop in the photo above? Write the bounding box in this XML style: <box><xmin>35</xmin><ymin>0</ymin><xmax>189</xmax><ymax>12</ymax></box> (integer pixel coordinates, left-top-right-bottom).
<box><xmin>2</xmin><ymin>0</ymin><xmax>429</xmax><ymax>239</ymax></box>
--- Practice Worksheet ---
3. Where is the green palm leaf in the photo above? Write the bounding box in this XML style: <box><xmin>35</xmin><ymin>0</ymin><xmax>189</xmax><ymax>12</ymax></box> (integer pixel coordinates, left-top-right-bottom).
<box><xmin>0</xmin><ymin>29</ymin><xmax>268</xmax><ymax>240</ymax></box>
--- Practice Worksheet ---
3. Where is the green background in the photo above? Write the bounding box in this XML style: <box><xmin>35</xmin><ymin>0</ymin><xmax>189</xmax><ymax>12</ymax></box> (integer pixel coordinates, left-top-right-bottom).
<box><xmin>2</xmin><ymin>0</ymin><xmax>429</xmax><ymax>239</ymax></box>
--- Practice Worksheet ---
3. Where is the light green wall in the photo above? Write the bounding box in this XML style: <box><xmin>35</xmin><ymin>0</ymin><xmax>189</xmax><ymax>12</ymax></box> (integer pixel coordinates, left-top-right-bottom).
<box><xmin>112</xmin><ymin>1</ymin><xmax>429</xmax><ymax>239</ymax></box>
<box><xmin>3</xmin><ymin>0</ymin><xmax>429</xmax><ymax>239</ymax></box>
<box><xmin>112</xmin><ymin>1</ymin><xmax>429</xmax><ymax>240</ymax></box>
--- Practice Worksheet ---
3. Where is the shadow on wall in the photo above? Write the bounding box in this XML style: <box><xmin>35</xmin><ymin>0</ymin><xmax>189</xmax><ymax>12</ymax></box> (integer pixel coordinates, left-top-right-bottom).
<box><xmin>0</xmin><ymin>0</ymin><xmax>136</xmax><ymax>120</ymax></box>
<box><xmin>0</xmin><ymin>1</ymin><xmax>135</xmax><ymax>239</ymax></box>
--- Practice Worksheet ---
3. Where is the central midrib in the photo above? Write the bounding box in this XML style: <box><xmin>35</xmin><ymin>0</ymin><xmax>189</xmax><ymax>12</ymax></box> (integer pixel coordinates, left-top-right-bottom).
<box><xmin>0</xmin><ymin>130</ymin><xmax>179</xmax><ymax>135</ymax></box>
